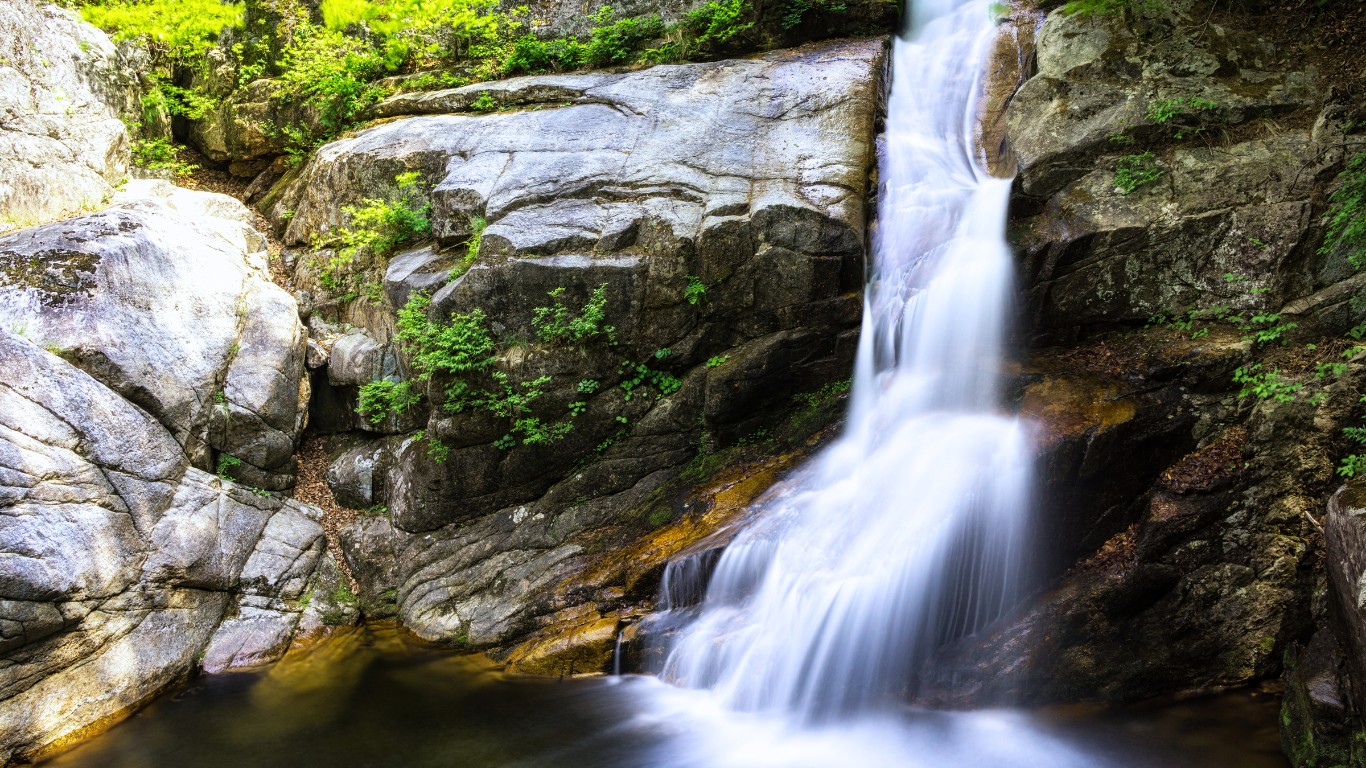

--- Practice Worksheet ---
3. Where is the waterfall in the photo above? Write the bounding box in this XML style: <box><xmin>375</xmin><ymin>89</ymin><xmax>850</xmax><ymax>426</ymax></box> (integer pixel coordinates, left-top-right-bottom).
<box><xmin>650</xmin><ymin>0</ymin><xmax>1031</xmax><ymax>721</ymax></box>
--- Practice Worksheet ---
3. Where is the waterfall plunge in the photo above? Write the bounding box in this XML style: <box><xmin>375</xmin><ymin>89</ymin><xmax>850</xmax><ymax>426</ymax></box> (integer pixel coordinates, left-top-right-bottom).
<box><xmin>651</xmin><ymin>0</ymin><xmax>1032</xmax><ymax>721</ymax></box>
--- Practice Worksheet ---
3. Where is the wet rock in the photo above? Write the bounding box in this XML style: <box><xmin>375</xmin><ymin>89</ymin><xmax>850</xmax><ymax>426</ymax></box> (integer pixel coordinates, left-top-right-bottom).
<box><xmin>0</xmin><ymin>328</ymin><xmax>327</xmax><ymax>763</ymax></box>
<box><xmin>1281</xmin><ymin>629</ymin><xmax>1357</xmax><ymax>768</ymax></box>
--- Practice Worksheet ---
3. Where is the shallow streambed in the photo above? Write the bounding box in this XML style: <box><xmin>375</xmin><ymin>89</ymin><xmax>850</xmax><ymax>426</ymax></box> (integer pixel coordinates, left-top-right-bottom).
<box><xmin>42</xmin><ymin>623</ymin><xmax>1288</xmax><ymax>768</ymax></box>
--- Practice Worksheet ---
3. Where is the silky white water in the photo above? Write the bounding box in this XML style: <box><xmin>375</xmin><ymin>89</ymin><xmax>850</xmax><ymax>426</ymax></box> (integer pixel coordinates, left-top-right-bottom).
<box><xmin>648</xmin><ymin>0</ymin><xmax>1034</xmax><ymax>726</ymax></box>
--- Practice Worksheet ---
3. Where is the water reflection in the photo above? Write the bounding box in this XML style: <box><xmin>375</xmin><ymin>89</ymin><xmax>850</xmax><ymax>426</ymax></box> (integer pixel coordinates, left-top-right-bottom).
<box><xmin>43</xmin><ymin>624</ymin><xmax>1287</xmax><ymax>768</ymax></box>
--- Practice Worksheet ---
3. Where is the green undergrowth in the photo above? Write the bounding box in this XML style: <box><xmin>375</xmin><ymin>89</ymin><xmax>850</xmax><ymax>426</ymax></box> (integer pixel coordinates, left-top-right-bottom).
<box><xmin>311</xmin><ymin>171</ymin><xmax>431</xmax><ymax>295</ymax></box>
<box><xmin>359</xmin><ymin>284</ymin><xmax>632</xmax><ymax>455</ymax></box>
<box><xmin>131</xmin><ymin>136</ymin><xmax>198</xmax><ymax>178</ymax></box>
<box><xmin>75</xmin><ymin>0</ymin><xmax>858</xmax><ymax>165</ymax></box>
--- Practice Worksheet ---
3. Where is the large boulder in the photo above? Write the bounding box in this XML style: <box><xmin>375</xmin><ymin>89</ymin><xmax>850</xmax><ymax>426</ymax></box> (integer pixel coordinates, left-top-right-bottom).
<box><xmin>1007</xmin><ymin>7</ymin><xmax>1343</xmax><ymax>343</ymax></box>
<box><xmin>277</xmin><ymin>38</ymin><xmax>885</xmax><ymax>645</ymax></box>
<box><xmin>0</xmin><ymin>181</ymin><xmax>309</xmax><ymax>489</ymax></box>
<box><xmin>0</xmin><ymin>327</ymin><xmax>328</xmax><ymax>765</ymax></box>
<box><xmin>0</xmin><ymin>0</ymin><xmax>146</xmax><ymax>229</ymax></box>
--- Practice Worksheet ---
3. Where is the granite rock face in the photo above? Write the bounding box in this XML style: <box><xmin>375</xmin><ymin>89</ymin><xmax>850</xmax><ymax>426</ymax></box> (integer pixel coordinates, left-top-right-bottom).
<box><xmin>0</xmin><ymin>328</ymin><xmax>327</xmax><ymax>765</ymax></box>
<box><xmin>276</xmin><ymin>38</ymin><xmax>885</xmax><ymax>645</ymax></box>
<box><xmin>0</xmin><ymin>181</ymin><xmax>309</xmax><ymax>489</ymax></box>
<box><xmin>0</xmin><ymin>0</ymin><xmax>146</xmax><ymax>229</ymax></box>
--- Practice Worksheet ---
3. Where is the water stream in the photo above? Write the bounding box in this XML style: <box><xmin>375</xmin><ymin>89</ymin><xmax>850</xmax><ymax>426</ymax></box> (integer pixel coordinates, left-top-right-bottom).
<box><xmin>650</xmin><ymin>0</ymin><xmax>1030</xmax><ymax>721</ymax></box>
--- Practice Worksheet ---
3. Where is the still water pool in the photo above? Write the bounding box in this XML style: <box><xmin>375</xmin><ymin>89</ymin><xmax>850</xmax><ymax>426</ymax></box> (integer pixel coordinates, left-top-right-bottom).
<box><xmin>43</xmin><ymin>623</ymin><xmax>1288</xmax><ymax>768</ymax></box>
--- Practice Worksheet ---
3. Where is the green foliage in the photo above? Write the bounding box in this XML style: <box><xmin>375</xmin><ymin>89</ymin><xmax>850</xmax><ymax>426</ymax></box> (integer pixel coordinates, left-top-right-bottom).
<box><xmin>780</xmin><ymin>0</ymin><xmax>844</xmax><ymax>29</ymax></box>
<box><xmin>470</xmin><ymin>90</ymin><xmax>498</xmax><ymax>111</ymax></box>
<box><xmin>684</xmin><ymin>0</ymin><xmax>754</xmax><ymax>47</ymax></box>
<box><xmin>1321</xmin><ymin>152</ymin><xmax>1366</xmax><ymax>270</ymax></box>
<box><xmin>705</xmin><ymin>354</ymin><xmax>729</xmax><ymax>368</ymax></box>
<box><xmin>683</xmin><ymin>275</ymin><xmax>707</xmax><ymax>305</ymax></box>
<box><xmin>81</xmin><ymin>0</ymin><xmax>243</xmax><ymax>62</ymax></box>
<box><xmin>576</xmin><ymin>378</ymin><xmax>600</xmax><ymax>394</ymax></box>
<box><xmin>501</xmin><ymin>4</ymin><xmax>671</xmax><ymax>75</ymax></box>
<box><xmin>1146</xmin><ymin>96</ymin><xmax>1219</xmax><ymax>140</ymax></box>
<box><xmin>1234</xmin><ymin>364</ymin><xmax>1302</xmax><ymax>403</ymax></box>
<box><xmin>394</xmin><ymin>289</ymin><xmax>617</xmax><ymax>452</ymax></box>
<box><xmin>1114</xmin><ymin>151</ymin><xmax>1162</xmax><ymax>195</ymax></box>
<box><xmin>532</xmin><ymin>284</ymin><xmax>615</xmax><ymax>345</ymax></box>
<box><xmin>618</xmin><ymin>359</ymin><xmax>682</xmax><ymax>401</ymax></box>
<box><xmin>131</xmin><ymin>137</ymin><xmax>198</xmax><ymax>177</ymax></box>
<box><xmin>318</xmin><ymin>172</ymin><xmax>431</xmax><ymax>291</ymax></box>
<box><xmin>449</xmin><ymin>215</ymin><xmax>487</xmax><ymax>282</ymax></box>
<box><xmin>275</xmin><ymin>25</ymin><xmax>390</xmax><ymax>146</ymax></box>
<box><xmin>1339</xmin><ymin>454</ymin><xmax>1366</xmax><ymax>478</ymax></box>
<box><xmin>356</xmin><ymin>379</ymin><xmax>420</xmax><ymax>423</ymax></box>
<box><xmin>1061</xmin><ymin>0</ymin><xmax>1166</xmax><ymax>17</ymax></box>
<box><xmin>216</xmin><ymin>453</ymin><xmax>242</xmax><ymax>479</ymax></box>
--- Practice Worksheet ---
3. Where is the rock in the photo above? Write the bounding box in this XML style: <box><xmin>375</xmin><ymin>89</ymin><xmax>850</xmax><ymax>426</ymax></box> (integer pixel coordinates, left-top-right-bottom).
<box><xmin>275</xmin><ymin>41</ymin><xmax>880</xmax><ymax>575</ymax></box>
<box><xmin>0</xmin><ymin>327</ymin><xmax>326</xmax><ymax>763</ymax></box>
<box><xmin>0</xmin><ymin>181</ymin><xmax>309</xmax><ymax>487</ymax></box>
<box><xmin>325</xmin><ymin>436</ymin><xmax>406</xmax><ymax>509</ymax></box>
<box><xmin>186</xmin><ymin>79</ymin><xmax>291</xmax><ymax>167</ymax></box>
<box><xmin>0</xmin><ymin>0</ymin><xmax>146</xmax><ymax>229</ymax></box>
<box><xmin>1281</xmin><ymin>629</ymin><xmax>1357</xmax><ymax>768</ymax></box>
<box><xmin>1006</xmin><ymin>7</ymin><xmax>1340</xmax><ymax>342</ymax></box>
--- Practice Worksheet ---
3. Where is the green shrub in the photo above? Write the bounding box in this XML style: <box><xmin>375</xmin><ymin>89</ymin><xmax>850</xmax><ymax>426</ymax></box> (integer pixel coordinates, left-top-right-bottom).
<box><xmin>131</xmin><ymin>137</ymin><xmax>198</xmax><ymax>177</ymax></box>
<box><xmin>356</xmin><ymin>379</ymin><xmax>421</xmax><ymax>423</ymax></box>
<box><xmin>275</xmin><ymin>25</ymin><xmax>390</xmax><ymax>145</ymax></box>
<box><xmin>1322</xmin><ymin>152</ymin><xmax>1366</xmax><ymax>270</ymax></box>
<box><xmin>81</xmin><ymin>0</ymin><xmax>244</xmax><ymax>62</ymax></box>
<box><xmin>683</xmin><ymin>0</ymin><xmax>753</xmax><ymax>48</ymax></box>
<box><xmin>318</xmin><ymin>172</ymin><xmax>431</xmax><ymax>290</ymax></box>
<box><xmin>1233</xmin><ymin>364</ymin><xmax>1302</xmax><ymax>403</ymax></box>
<box><xmin>1115</xmin><ymin>151</ymin><xmax>1162</xmax><ymax>195</ymax></box>
<box><xmin>780</xmin><ymin>0</ymin><xmax>844</xmax><ymax>29</ymax></box>
<box><xmin>532</xmin><ymin>284</ymin><xmax>615</xmax><ymax>345</ymax></box>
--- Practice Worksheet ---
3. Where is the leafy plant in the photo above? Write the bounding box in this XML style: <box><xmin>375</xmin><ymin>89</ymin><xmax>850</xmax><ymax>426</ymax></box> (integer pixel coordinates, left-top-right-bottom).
<box><xmin>216</xmin><ymin>453</ymin><xmax>242</xmax><ymax>479</ymax></box>
<box><xmin>705</xmin><ymin>354</ymin><xmax>729</xmax><ymax>368</ymax></box>
<box><xmin>132</xmin><ymin>137</ymin><xmax>198</xmax><ymax>178</ymax></box>
<box><xmin>683</xmin><ymin>274</ymin><xmax>707</xmax><ymax>305</ymax></box>
<box><xmin>532</xmin><ymin>284</ymin><xmax>615</xmax><ymax>345</ymax></box>
<box><xmin>684</xmin><ymin>0</ymin><xmax>754</xmax><ymax>47</ymax></box>
<box><xmin>81</xmin><ymin>0</ymin><xmax>243</xmax><ymax>62</ymax></box>
<box><xmin>1146</xmin><ymin>96</ymin><xmax>1219</xmax><ymax>139</ymax></box>
<box><xmin>450</xmin><ymin>215</ymin><xmax>486</xmax><ymax>281</ymax></box>
<box><xmin>1321</xmin><ymin>152</ymin><xmax>1366</xmax><ymax>269</ymax></box>
<box><xmin>1115</xmin><ymin>151</ymin><xmax>1162</xmax><ymax>195</ymax></box>
<box><xmin>318</xmin><ymin>172</ymin><xmax>431</xmax><ymax>291</ymax></box>
<box><xmin>780</xmin><ymin>0</ymin><xmax>845</xmax><ymax>28</ymax></box>
<box><xmin>470</xmin><ymin>90</ymin><xmax>498</xmax><ymax>111</ymax></box>
<box><xmin>1233</xmin><ymin>364</ymin><xmax>1302</xmax><ymax>403</ymax></box>
<box><xmin>356</xmin><ymin>379</ymin><xmax>421</xmax><ymax>423</ymax></box>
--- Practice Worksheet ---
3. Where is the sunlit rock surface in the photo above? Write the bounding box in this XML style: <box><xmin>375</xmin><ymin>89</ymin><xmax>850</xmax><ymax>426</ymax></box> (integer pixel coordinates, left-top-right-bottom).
<box><xmin>0</xmin><ymin>181</ymin><xmax>308</xmax><ymax>489</ymax></box>
<box><xmin>0</xmin><ymin>327</ymin><xmax>327</xmax><ymax>764</ymax></box>
<box><xmin>0</xmin><ymin>0</ymin><xmax>146</xmax><ymax>229</ymax></box>
<box><xmin>281</xmin><ymin>38</ymin><xmax>885</xmax><ymax>646</ymax></box>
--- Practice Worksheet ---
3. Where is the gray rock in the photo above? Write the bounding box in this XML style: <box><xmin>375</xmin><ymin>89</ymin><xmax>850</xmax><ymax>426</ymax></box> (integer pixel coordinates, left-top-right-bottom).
<box><xmin>0</xmin><ymin>0</ymin><xmax>145</xmax><ymax>229</ymax></box>
<box><xmin>0</xmin><ymin>181</ymin><xmax>308</xmax><ymax>486</ymax></box>
<box><xmin>325</xmin><ymin>436</ymin><xmax>405</xmax><ymax>509</ymax></box>
<box><xmin>0</xmin><ymin>296</ymin><xmax>323</xmax><ymax>760</ymax></box>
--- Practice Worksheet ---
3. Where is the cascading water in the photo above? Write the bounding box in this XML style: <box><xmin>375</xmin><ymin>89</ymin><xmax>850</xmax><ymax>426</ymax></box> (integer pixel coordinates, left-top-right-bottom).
<box><xmin>649</xmin><ymin>0</ymin><xmax>1033</xmax><ymax>722</ymax></box>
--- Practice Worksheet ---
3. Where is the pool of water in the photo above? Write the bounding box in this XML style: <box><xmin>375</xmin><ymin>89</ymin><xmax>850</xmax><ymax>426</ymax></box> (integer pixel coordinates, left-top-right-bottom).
<box><xmin>43</xmin><ymin>623</ymin><xmax>1289</xmax><ymax>768</ymax></box>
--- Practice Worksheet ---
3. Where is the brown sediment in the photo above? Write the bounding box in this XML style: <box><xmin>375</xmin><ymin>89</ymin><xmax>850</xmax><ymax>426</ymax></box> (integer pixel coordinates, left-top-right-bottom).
<box><xmin>292</xmin><ymin>435</ymin><xmax>360</xmax><ymax>589</ymax></box>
